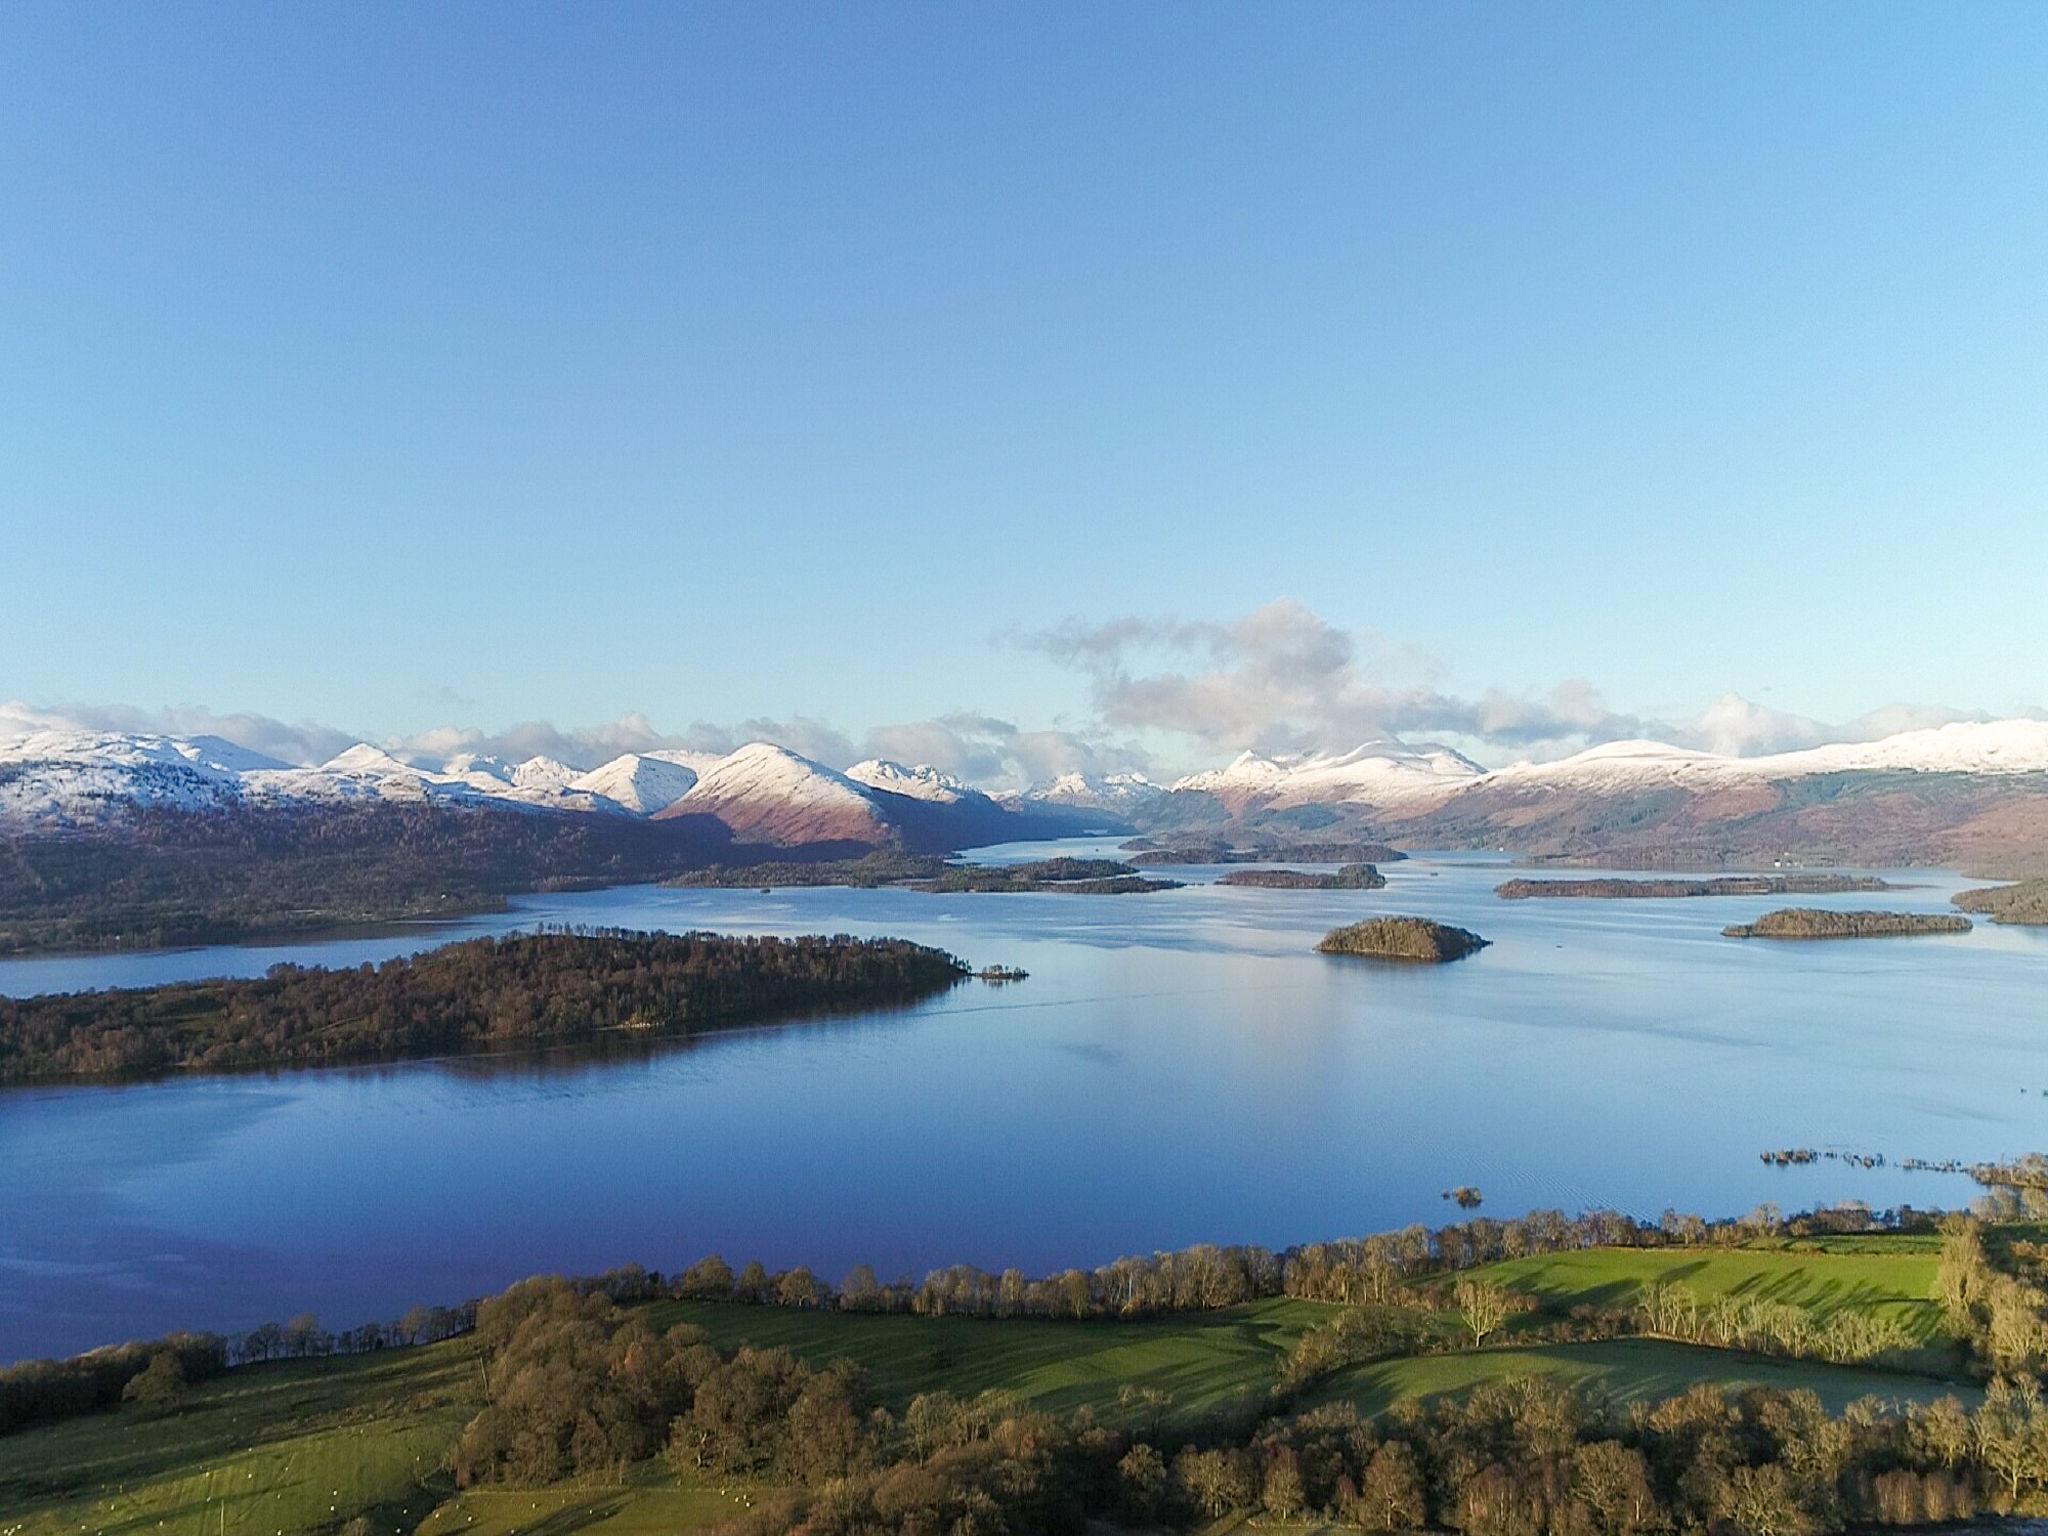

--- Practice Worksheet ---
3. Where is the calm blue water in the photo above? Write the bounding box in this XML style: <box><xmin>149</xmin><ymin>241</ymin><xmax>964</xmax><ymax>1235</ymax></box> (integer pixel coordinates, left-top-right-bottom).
<box><xmin>3</xmin><ymin>842</ymin><xmax>2045</xmax><ymax>1361</ymax></box>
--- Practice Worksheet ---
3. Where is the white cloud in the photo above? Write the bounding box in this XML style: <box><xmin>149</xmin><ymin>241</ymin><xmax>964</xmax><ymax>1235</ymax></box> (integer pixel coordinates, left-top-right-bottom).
<box><xmin>1026</xmin><ymin>599</ymin><xmax>1643</xmax><ymax>760</ymax></box>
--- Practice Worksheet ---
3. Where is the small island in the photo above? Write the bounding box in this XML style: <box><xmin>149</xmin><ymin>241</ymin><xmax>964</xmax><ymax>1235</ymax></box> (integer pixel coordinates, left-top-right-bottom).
<box><xmin>1216</xmin><ymin>863</ymin><xmax>1386</xmax><ymax>891</ymax></box>
<box><xmin>1722</xmin><ymin>909</ymin><xmax>1973</xmax><ymax>941</ymax></box>
<box><xmin>1954</xmin><ymin>878</ymin><xmax>2048</xmax><ymax>926</ymax></box>
<box><xmin>1130</xmin><ymin>839</ymin><xmax>1406</xmax><ymax>866</ymax></box>
<box><xmin>667</xmin><ymin>852</ymin><xmax>946</xmax><ymax>889</ymax></box>
<box><xmin>1317</xmin><ymin>916</ymin><xmax>1489</xmax><ymax>962</ymax></box>
<box><xmin>1496</xmin><ymin>874</ymin><xmax>1893</xmax><ymax>901</ymax></box>
<box><xmin>919</xmin><ymin>858</ymin><xmax>1182</xmax><ymax>895</ymax></box>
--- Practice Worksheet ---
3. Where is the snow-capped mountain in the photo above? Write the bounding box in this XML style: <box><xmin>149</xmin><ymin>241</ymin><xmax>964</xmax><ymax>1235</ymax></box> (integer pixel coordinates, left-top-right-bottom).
<box><xmin>658</xmin><ymin>743</ymin><xmax>891</xmax><ymax>844</ymax></box>
<box><xmin>845</xmin><ymin>759</ymin><xmax>974</xmax><ymax>803</ymax></box>
<box><xmin>1007</xmin><ymin>771</ymin><xmax>1164</xmax><ymax>815</ymax></box>
<box><xmin>1170</xmin><ymin>751</ymin><xmax>1290</xmax><ymax>801</ymax></box>
<box><xmin>10</xmin><ymin>716</ymin><xmax>2048</xmax><ymax>862</ymax></box>
<box><xmin>1484</xmin><ymin>719</ymin><xmax>2048</xmax><ymax>792</ymax></box>
<box><xmin>1748</xmin><ymin>719</ymin><xmax>2048</xmax><ymax>779</ymax></box>
<box><xmin>0</xmin><ymin>730</ymin><xmax>286</xmax><ymax>822</ymax></box>
<box><xmin>321</xmin><ymin>743</ymin><xmax>424</xmax><ymax>779</ymax></box>
<box><xmin>0</xmin><ymin>727</ymin><xmax>1048</xmax><ymax>843</ymax></box>
<box><xmin>569</xmin><ymin>753</ymin><xmax>700</xmax><ymax>815</ymax></box>
<box><xmin>1168</xmin><ymin>739</ymin><xmax>1482</xmax><ymax>810</ymax></box>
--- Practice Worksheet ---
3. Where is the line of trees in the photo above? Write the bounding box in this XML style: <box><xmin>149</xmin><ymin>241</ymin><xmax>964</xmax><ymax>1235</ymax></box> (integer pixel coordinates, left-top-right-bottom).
<box><xmin>1938</xmin><ymin>1215</ymin><xmax>2048</xmax><ymax>1377</ymax></box>
<box><xmin>449</xmin><ymin>1276</ymin><xmax>2042</xmax><ymax>1536</ymax></box>
<box><xmin>0</xmin><ymin>927</ymin><xmax>968</xmax><ymax>1080</ymax></box>
<box><xmin>0</xmin><ymin>1199</ymin><xmax>1951</xmax><ymax>1441</ymax></box>
<box><xmin>0</xmin><ymin>1332</ymin><xmax>228</xmax><ymax>1435</ymax></box>
<box><xmin>1633</xmin><ymin>1281</ymin><xmax>1917</xmax><ymax>1367</ymax></box>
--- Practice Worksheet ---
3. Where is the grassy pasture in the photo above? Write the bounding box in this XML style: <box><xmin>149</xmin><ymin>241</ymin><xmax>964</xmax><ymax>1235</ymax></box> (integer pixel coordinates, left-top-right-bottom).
<box><xmin>0</xmin><ymin>1339</ymin><xmax>479</xmax><ymax>1536</ymax></box>
<box><xmin>1313</xmin><ymin>1337</ymin><xmax>1977</xmax><ymax>1420</ymax></box>
<box><xmin>0</xmin><ymin>1240</ymin><xmax>1973</xmax><ymax>1536</ymax></box>
<box><xmin>1468</xmin><ymin>1239</ymin><xmax>1949</xmax><ymax>1342</ymax></box>
<box><xmin>414</xmin><ymin>1475</ymin><xmax>762</xmax><ymax>1536</ymax></box>
<box><xmin>651</xmin><ymin>1296</ymin><xmax>1337</xmax><ymax>1434</ymax></box>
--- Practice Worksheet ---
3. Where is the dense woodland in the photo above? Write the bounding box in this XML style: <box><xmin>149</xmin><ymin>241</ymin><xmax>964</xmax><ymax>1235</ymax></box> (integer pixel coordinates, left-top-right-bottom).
<box><xmin>1955</xmin><ymin>879</ymin><xmax>2048</xmax><ymax>925</ymax></box>
<box><xmin>0</xmin><ymin>928</ymin><xmax>968</xmax><ymax>1081</ymax></box>
<box><xmin>1721</xmin><ymin>910</ymin><xmax>1973</xmax><ymax>940</ymax></box>
<box><xmin>1216</xmin><ymin>863</ymin><xmax>1386</xmax><ymax>890</ymax></box>
<box><xmin>425</xmin><ymin>1215</ymin><xmax>2048</xmax><ymax>1535</ymax></box>
<box><xmin>0</xmin><ymin>803</ymin><xmax>777</xmax><ymax>953</ymax></box>
<box><xmin>1319</xmin><ymin>917</ymin><xmax>1490</xmax><ymax>962</ymax></box>
<box><xmin>1495</xmin><ymin>876</ymin><xmax>1893</xmax><ymax>901</ymax></box>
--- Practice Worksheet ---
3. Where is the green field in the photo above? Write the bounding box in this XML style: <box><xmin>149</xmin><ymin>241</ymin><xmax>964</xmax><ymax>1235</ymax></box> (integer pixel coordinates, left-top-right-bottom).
<box><xmin>0</xmin><ymin>1339</ymin><xmax>480</xmax><ymax>1536</ymax></box>
<box><xmin>651</xmin><ymin>1295</ymin><xmax>1337</xmax><ymax>1434</ymax></box>
<box><xmin>1468</xmin><ymin>1237</ymin><xmax>1949</xmax><ymax>1341</ymax></box>
<box><xmin>0</xmin><ymin>1246</ymin><xmax>1980</xmax><ymax>1536</ymax></box>
<box><xmin>415</xmin><ymin>1474</ymin><xmax>762</xmax><ymax>1536</ymax></box>
<box><xmin>1314</xmin><ymin>1337</ymin><xmax>1976</xmax><ymax>1419</ymax></box>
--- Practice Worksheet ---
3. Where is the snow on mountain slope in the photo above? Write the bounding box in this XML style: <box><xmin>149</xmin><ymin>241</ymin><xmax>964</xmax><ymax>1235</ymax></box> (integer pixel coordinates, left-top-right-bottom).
<box><xmin>1750</xmin><ymin>719</ymin><xmax>2048</xmax><ymax>778</ymax></box>
<box><xmin>0</xmin><ymin>730</ymin><xmax>288</xmax><ymax>776</ymax></box>
<box><xmin>321</xmin><ymin>742</ymin><xmax>427</xmax><ymax>779</ymax></box>
<box><xmin>647</xmin><ymin>748</ymin><xmax>727</xmax><ymax>776</ymax></box>
<box><xmin>1168</xmin><ymin>740</ymin><xmax>1480</xmax><ymax>809</ymax></box>
<box><xmin>513</xmin><ymin>756</ymin><xmax>578</xmax><ymax>792</ymax></box>
<box><xmin>0</xmin><ymin>731</ymin><xmax>265</xmax><ymax>823</ymax></box>
<box><xmin>570</xmin><ymin>753</ymin><xmax>700</xmax><ymax>815</ymax></box>
<box><xmin>1480</xmin><ymin>739</ymin><xmax>1738</xmax><ymax>791</ymax></box>
<box><xmin>659</xmin><ymin>742</ymin><xmax>890</xmax><ymax>844</ymax></box>
<box><xmin>8</xmin><ymin>715</ymin><xmax>2045</xmax><ymax>836</ymax></box>
<box><xmin>1267</xmin><ymin>739</ymin><xmax>1483</xmax><ymax>807</ymax></box>
<box><xmin>0</xmin><ymin>730</ymin><xmax>291</xmax><ymax>824</ymax></box>
<box><xmin>1481</xmin><ymin>721</ymin><xmax>2048</xmax><ymax>794</ymax></box>
<box><xmin>846</xmin><ymin>759</ymin><xmax>973</xmax><ymax>803</ymax></box>
<box><xmin>1170</xmin><ymin>751</ymin><xmax>1288</xmax><ymax>798</ymax></box>
<box><xmin>1010</xmin><ymin>772</ymin><xmax>1164</xmax><ymax>814</ymax></box>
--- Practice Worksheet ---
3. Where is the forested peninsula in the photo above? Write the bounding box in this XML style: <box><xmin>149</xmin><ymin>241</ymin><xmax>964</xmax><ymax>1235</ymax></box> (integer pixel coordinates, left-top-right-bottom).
<box><xmin>0</xmin><ymin>929</ymin><xmax>969</xmax><ymax>1082</ymax></box>
<box><xmin>1955</xmin><ymin>879</ymin><xmax>2048</xmax><ymax>925</ymax></box>
<box><xmin>1496</xmin><ymin>875</ymin><xmax>1893</xmax><ymax>900</ymax></box>
<box><xmin>1722</xmin><ymin>909</ymin><xmax>1973</xmax><ymax>941</ymax></box>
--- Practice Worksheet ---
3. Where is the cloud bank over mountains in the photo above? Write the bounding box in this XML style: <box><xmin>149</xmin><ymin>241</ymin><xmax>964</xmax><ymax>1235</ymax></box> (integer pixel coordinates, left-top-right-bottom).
<box><xmin>0</xmin><ymin>700</ymin><xmax>1141</xmax><ymax>791</ymax></box>
<box><xmin>1021</xmin><ymin>599</ymin><xmax>2031</xmax><ymax>769</ymax></box>
<box><xmin>7</xmin><ymin>600</ymin><xmax>2033</xmax><ymax>789</ymax></box>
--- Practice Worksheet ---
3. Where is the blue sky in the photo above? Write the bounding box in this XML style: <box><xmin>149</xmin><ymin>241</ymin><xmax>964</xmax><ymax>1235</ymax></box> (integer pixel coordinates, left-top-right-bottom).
<box><xmin>3</xmin><ymin>4</ymin><xmax>2044</xmax><ymax>776</ymax></box>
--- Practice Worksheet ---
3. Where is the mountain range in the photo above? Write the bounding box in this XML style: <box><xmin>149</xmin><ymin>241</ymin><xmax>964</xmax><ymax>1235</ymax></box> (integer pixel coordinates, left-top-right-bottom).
<box><xmin>7</xmin><ymin>718</ymin><xmax>2048</xmax><ymax>869</ymax></box>
<box><xmin>0</xmin><ymin>731</ymin><xmax>1064</xmax><ymax>853</ymax></box>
